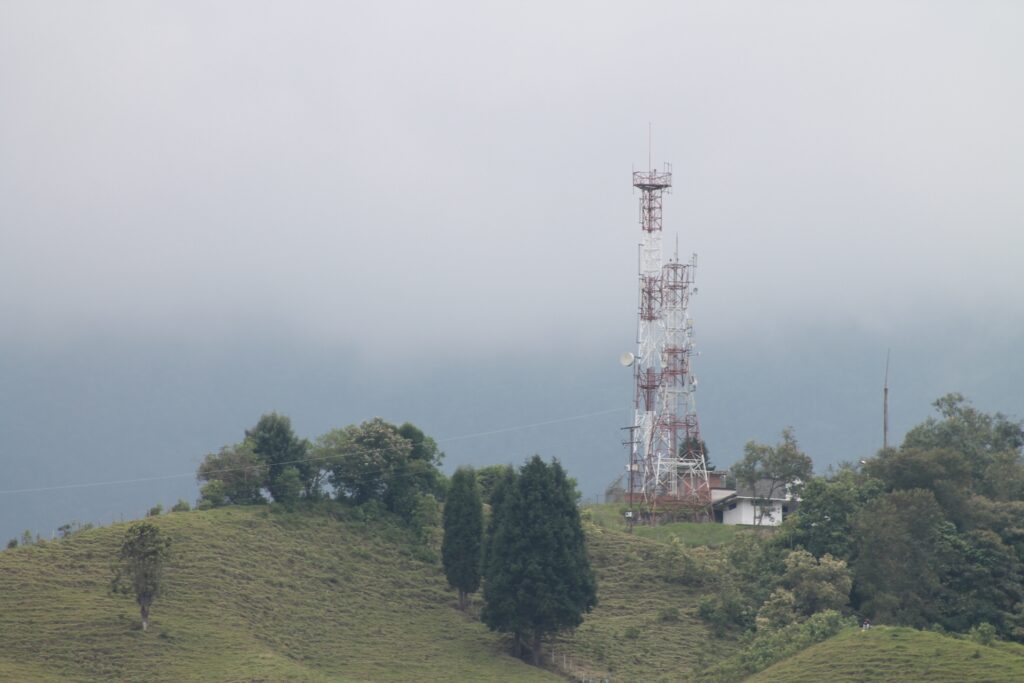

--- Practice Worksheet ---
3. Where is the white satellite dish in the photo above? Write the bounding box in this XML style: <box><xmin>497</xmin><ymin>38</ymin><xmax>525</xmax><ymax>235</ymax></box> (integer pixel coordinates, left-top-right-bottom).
<box><xmin>619</xmin><ymin>352</ymin><xmax>635</xmax><ymax>367</ymax></box>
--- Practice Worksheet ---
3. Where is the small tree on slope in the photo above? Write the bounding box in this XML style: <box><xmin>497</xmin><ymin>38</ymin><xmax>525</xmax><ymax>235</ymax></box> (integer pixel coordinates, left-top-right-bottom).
<box><xmin>111</xmin><ymin>521</ymin><xmax>171</xmax><ymax>632</ymax></box>
<box><xmin>442</xmin><ymin>467</ymin><xmax>483</xmax><ymax>610</ymax></box>
<box><xmin>482</xmin><ymin>455</ymin><xmax>597</xmax><ymax>664</ymax></box>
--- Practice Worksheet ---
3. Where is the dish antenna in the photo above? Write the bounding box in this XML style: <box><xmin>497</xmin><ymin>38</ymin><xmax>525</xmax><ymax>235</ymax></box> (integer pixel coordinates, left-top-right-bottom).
<box><xmin>619</xmin><ymin>352</ymin><xmax>636</xmax><ymax>367</ymax></box>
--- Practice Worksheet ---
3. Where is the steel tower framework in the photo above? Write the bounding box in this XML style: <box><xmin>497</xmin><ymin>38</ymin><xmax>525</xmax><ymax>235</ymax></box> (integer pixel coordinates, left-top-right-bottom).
<box><xmin>626</xmin><ymin>164</ymin><xmax>711</xmax><ymax>519</ymax></box>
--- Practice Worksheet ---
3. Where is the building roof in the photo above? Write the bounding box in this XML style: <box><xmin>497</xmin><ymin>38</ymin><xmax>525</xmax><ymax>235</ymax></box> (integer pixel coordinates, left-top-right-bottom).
<box><xmin>710</xmin><ymin>488</ymin><xmax>737</xmax><ymax>505</ymax></box>
<box><xmin>732</xmin><ymin>479</ymin><xmax>798</xmax><ymax>501</ymax></box>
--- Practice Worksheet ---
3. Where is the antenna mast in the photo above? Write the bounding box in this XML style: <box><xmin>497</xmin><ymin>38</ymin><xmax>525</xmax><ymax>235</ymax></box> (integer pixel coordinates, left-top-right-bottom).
<box><xmin>625</xmin><ymin>150</ymin><xmax>711</xmax><ymax>521</ymax></box>
<box><xmin>883</xmin><ymin>350</ymin><xmax>890</xmax><ymax>450</ymax></box>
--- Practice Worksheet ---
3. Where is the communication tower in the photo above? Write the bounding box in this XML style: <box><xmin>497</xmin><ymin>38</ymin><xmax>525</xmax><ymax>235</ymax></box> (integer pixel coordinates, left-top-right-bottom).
<box><xmin>623</xmin><ymin>162</ymin><xmax>711</xmax><ymax>521</ymax></box>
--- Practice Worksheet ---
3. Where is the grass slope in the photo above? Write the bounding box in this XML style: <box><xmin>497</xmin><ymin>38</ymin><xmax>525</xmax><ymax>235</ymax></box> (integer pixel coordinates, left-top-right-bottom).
<box><xmin>0</xmin><ymin>507</ymin><xmax>559</xmax><ymax>683</ymax></box>
<box><xmin>585</xmin><ymin>503</ymin><xmax>747</xmax><ymax>546</ymax></box>
<box><xmin>547</xmin><ymin>516</ymin><xmax>741</xmax><ymax>682</ymax></box>
<box><xmin>11</xmin><ymin>504</ymin><xmax>1016</xmax><ymax>682</ymax></box>
<box><xmin>747</xmin><ymin>626</ymin><xmax>1024</xmax><ymax>683</ymax></box>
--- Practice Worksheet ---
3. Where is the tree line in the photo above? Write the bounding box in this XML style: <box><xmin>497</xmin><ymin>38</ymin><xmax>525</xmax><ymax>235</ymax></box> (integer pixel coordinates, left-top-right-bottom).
<box><xmin>195</xmin><ymin>413</ymin><xmax>446</xmax><ymax>525</ymax></box>
<box><xmin>696</xmin><ymin>392</ymin><xmax>1024</xmax><ymax>650</ymax></box>
<box><xmin>100</xmin><ymin>414</ymin><xmax>597</xmax><ymax>664</ymax></box>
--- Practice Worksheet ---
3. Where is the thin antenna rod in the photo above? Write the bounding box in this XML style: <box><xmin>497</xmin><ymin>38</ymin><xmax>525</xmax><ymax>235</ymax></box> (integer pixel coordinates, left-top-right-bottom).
<box><xmin>648</xmin><ymin>122</ymin><xmax>652</xmax><ymax>171</ymax></box>
<box><xmin>883</xmin><ymin>349</ymin><xmax>891</xmax><ymax>450</ymax></box>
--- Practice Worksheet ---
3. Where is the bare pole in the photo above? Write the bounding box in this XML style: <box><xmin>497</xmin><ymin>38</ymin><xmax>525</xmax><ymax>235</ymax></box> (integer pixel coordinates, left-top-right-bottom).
<box><xmin>883</xmin><ymin>349</ymin><xmax>890</xmax><ymax>450</ymax></box>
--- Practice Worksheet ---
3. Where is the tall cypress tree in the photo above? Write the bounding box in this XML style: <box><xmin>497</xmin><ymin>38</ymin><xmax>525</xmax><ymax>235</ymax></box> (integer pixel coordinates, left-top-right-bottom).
<box><xmin>442</xmin><ymin>467</ymin><xmax>484</xmax><ymax>610</ymax></box>
<box><xmin>482</xmin><ymin>455</ymin><xmax>597</xmax><ymax>664</ymax></box>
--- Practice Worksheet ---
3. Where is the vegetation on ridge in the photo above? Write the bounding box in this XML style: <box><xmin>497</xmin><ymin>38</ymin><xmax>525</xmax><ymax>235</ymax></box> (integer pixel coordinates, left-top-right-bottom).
<box><xmin>5</xmin><ymin>392</ymin><xmax>1024</xmax><ymax>682</ymax></box>
<box><xmin>0</xmin><ymin>506</ymin><xmax>561</xmax><ymax>683</ymax></box>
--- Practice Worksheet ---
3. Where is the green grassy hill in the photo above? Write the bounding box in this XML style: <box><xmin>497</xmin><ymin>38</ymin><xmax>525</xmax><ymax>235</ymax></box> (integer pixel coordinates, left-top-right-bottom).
<box><xmin>548</xmin><ymin>521</ymin><xmax>739</xmax><ymax>681</ymax></box>
<box><xmin>0</xmin><ymin>507</ymin><xmax>559</xmax><ymax>683</ymax></box>
<box><xmin>746</xmin><ymin>626</ymin><xmax>1024</xmax><ymax>683</ymax></box>
<box><xmin>0</xmin><ymin>505</ymin><xmax>733</xmax><ymax>683</ymax></box>
<box><xmin>6</xmin><ymin>505</ymin><xmax>1023</xmax><ymax>682</ymax></box>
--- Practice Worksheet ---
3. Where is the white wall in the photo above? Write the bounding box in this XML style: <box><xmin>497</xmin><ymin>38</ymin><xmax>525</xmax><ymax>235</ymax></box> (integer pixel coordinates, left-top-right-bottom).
<box><xmin>721</xmin><ymin>499</ymin><xmax>784</xmax><ymax>526</ymax></box>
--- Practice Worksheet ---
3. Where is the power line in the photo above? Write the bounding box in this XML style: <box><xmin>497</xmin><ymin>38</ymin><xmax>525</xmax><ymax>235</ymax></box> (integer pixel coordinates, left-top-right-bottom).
<box><xmin>435</xmin><ymin>407</ymin><xmax>622</xmax><ymax>443</ymax></box>
<box><xmin>0</xmin><ymin>407</ymin><xmax>623</xmax><ymax>495</ymax></box>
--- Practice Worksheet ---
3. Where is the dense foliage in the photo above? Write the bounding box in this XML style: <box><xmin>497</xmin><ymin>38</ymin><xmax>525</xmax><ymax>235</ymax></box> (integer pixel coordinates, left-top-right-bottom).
<box><xmin>695</xmin><ymin>393</ymin><xmax>1024</xmax><ymax>654</ymax></box>
<box><xmin>442</xmin><ymin>467</ymin><xmax>483</xmax><ymax>610</ymax></box>
<box><xmin>482</xmin><ymin>456</ymin><xmax>597</xmax><ymax>664</ymax></box>
<box><xmin>775</xmin><ymin>394</ymin><xmax>1024</xmax><ymax>640</ymax></box>
<box><xmin>197</xmin><ymin>414</ymin><xmax>447</xmax><ymax>524</ymax></box>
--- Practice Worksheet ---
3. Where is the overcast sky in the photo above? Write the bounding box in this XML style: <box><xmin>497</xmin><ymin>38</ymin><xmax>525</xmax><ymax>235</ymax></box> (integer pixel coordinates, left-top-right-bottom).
<box><xmin>4</xmin><ymin>1</ymin><xmax>1022</xmax><ymax>356</ymax></box>
<box><xmin>2</xmin><ymin>2</ymin><xmax>1023</xmax><ymax>536</ymax></box>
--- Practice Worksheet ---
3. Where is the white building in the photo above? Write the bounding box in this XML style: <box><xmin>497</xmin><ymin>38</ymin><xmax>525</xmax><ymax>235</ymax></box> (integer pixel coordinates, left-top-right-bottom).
<box><xmin>714</xmin><ymin>480</ymin><xmax>799</xmax><ymax>526</ymax></box>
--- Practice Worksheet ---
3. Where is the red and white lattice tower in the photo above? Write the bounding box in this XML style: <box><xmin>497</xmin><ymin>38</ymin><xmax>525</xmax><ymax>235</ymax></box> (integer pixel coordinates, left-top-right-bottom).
<box><xmin>626</xmin><ymin>163</ymin><xmax>711</xmax><ymax>519</ymax></box>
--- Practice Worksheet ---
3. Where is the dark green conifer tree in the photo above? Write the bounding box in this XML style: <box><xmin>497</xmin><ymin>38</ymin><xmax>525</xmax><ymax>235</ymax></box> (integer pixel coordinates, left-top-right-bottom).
<box><xmin>482</xmin><ymin>455</ymin><xmax>597</xmax><ymax>664</ymax></box>
<box><xmin>247</xmin><ymin>413</ymin><xmax>313</xmax><ymax>503</ymax></box>
<box><xmin>442</xmin><ymin>467</ymin><xmax>483</xmax><ymax>610</ymax></box>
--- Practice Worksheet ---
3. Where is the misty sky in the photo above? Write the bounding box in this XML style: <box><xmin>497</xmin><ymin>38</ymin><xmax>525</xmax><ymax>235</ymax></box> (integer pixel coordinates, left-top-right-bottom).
<box><xmin>2</xmin><ymin>2</ymin><xmax>1023</xmax><ymax>539</ymax></box>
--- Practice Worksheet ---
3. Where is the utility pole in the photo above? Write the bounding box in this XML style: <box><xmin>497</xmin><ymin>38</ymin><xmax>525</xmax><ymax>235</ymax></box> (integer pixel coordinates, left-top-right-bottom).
<box><xmin>883</xmin><ymin>349</ymin><xmax>890</xmax><ymax>450</ymax></box>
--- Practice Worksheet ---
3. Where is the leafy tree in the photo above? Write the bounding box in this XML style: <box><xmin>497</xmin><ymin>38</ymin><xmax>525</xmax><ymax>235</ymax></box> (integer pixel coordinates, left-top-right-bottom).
<box><xmin>442</xmin><ymin>467</ymin><xmax>483</xmax><ymax>610</ymax></box>
<box><xmin>733</xmin><ymin>428</ymin><xmax>813</xmax><ymax>525</ymax></box>
<box><xmin>170</xmin><ymin>499</ymin><xmax>191</xmax><ymax>512</ymax></box>
<box><xmin>781</xmin><ymin>471</ymin><xmax>883</xmax><ymax>560</ymax></box>
<box><xmin>700</xmin><ymin>532</ymin><xmax>786</xmax><ymax>634</ymax></box>
<box><xmin>196</xmin><ymin>442</ymin><xmax>265</xmax><ymax>507</ymax></box>
<box><xmin>316</xmin><ymin>418</ymin><xmax>447</xmax><ymax>525</ymax></box>
<box><xmin>409</xmin><ymin>493</ymin><xmax>442</xmax><ymax>547</ymax></box>
<box><xmin>383</xmin><ymin>423</ymin><xmax>447</xmax><ymax>519</ymax></box>
<box><xmin>476</xmin><ymin>464</ymin><xmax>514</xmax><ymax>504</ymax></box>
<box><xmin>111</xmin><ymin>521</ymin><xmax>171</xmax><ymax>632</ymax></box>
<box><xmin>482</xmin><ymin>456</ymin><xmax>597</xmax><ymax>664</ymax></box>
<box><xmin>322</xmin><ymin>418</ymin><xmax>413</xmax><ymax>504</ymax></box>
<box><xmin>756</xmin><ymin>588</ymin><xmax>798</xmax><ymax>630</ymax></box>
<box><xmin>865</xmin><ymin>447</ymin><xmax>973</xmax><ymax>527</ymax></box>
<box><xmin>778</xmin><ymin>550</ymin><xmax>851</xmax><ymax>618</ymax></box>
<box><xmin>247</xmin><ymin>413</ymin><xmax>315</xmax><ymax>502</ymax></box>
<box><xmin>902</xmin><ymin>393</ymin><xmax>1024</xmax><ymax>493</ymax></box>
<box><xmin>852</xmin><ymin>489</ymin><xmax>949</xmax><ymax>627</ymax></box>
<box><xmin>936</xmin><ymin>527</ymin><xmax>1024</xmax><ymax>637</ymax></box>
<box><xmin>275</xmin><ymin>466</ymin><xmax>304</xmax><ymax>508</ymax></box>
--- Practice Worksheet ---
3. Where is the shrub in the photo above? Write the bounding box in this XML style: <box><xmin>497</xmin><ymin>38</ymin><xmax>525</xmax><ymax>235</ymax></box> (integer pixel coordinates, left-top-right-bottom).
<box><xmin>699</xmin><ymin>587</ymin><xmax>756</xmax><ymax>636</ymax></box>
<box><xmin>171</xmin><ymin>499</ymin><xmax>191</xmax><ymax>513</ymax></box>
<box><xmin>147</xmin><ymin>504</ymin><xmax>163</xmax><ymax>517</ymax></box>
<box><xmin>698</xmin><ymin>610</ymin><xmax>855</xmax><ymax>682</ymax></box>
<box><xmin>969</xmin><ymin>622</ymin><xmax>997</xmax><ymax>646</ymax></box>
